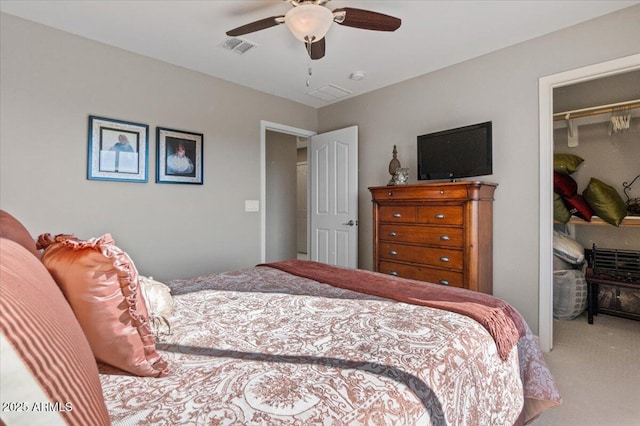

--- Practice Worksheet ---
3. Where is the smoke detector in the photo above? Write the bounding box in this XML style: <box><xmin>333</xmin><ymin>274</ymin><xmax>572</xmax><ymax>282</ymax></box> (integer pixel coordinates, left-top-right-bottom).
<box><xmin>350</xmin><ymin>71</ymin><xmax>366</xmax><ymax>81</ymax></box>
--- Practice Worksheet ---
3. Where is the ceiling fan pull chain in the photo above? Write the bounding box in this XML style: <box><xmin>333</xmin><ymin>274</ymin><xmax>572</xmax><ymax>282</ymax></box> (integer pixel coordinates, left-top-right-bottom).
<box><xmin>306</xmin><ymin>58</ymin><xmax>313</xmax><ymax>87</ymax></box>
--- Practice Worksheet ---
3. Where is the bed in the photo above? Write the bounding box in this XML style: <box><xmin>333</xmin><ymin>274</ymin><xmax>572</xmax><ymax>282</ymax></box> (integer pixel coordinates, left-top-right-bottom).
<box><xmin>101</xmin><ymin>261</ymin><xmax>559</xmax><ymax>425</ymax></box>
<box><xmin>0</xmin><ymin>210</ymin><xmax>560</xmax><ymax>425</ymax></box>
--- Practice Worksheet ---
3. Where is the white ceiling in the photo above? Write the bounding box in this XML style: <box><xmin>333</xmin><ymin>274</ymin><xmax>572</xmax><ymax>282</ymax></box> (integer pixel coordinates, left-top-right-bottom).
<box><xmin>2</xmin><ymin>0</ymin><xmax>638</xmax><ymax>108</ymax></box>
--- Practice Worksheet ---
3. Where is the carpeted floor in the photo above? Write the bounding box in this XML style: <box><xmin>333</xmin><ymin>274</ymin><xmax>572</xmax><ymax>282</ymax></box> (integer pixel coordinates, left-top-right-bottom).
<box><xmin>535</xmin><ymin>312</ymin><xmax>640</xmax><ymax>425</ymax></box>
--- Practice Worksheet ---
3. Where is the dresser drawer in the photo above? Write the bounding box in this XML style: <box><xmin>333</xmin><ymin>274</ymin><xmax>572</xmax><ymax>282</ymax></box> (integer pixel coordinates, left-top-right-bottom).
<box><xmin>379</xmin><ymin>224</ymin><xmax>463</xmax><ymax>248</ymax></box>
<box><xmin>379</xmin><ymin>261</ymin><xmax>464</xmax><ymax>287</ymax></box>
<box><xmin>379</xmin><ymin>242</ymin><xmax>463</xmax><ymax>269</ymax></box>
<box><xmin>417</xmin><ymin>206</ymin><xmax>464</xmax><ymax>225</ymax></box>
<box><xmin>371</xmin><ymin>186</ymin><xmax>468</xmax><ymax>201</ymax></box>
<box><xmin>378</xmin><ymin>206</ymin><xmax>416</xmax><ymax>223</ymax></box>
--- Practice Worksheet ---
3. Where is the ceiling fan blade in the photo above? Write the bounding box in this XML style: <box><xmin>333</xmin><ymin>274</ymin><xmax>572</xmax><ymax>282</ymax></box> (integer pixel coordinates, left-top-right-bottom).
<box><xmin>226</xmin><ymin>16</ymin><xmax>284</xmax><ymax>37</ymax></box>
<box><xmin>305</xmin><ymin>37</ymin><xmax>326</xmax><ymax>60</ymax></box>
<box><xmin>333</xmin><ymin>7</ymin><xmax>401</xmax><ymax>31</ymax></box>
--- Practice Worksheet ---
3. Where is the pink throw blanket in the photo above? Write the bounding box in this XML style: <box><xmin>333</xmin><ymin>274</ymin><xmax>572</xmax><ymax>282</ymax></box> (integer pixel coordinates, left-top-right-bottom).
<box><xmin>260</xmin><ymin>260</ymin><xmax>526</xmax><ymax>361</ymax></box>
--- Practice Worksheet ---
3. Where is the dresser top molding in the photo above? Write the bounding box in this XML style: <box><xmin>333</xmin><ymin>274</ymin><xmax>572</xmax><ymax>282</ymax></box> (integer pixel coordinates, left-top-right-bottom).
<box><xmin>369</xmin><ymin>181</ymin><xmax>497</xmax><ymax>202</ymax></box>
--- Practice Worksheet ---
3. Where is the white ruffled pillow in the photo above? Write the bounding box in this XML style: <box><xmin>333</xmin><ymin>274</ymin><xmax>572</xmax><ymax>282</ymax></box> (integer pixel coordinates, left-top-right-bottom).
<box><xmin>139</xmin><ymin>276</ymin><xmax>173</xmax><ymax>338</ymax></box>
<box><xmin>553</xmin><ymin>231</ymin><xmax>585</xmax><ymax>265</ymax></box>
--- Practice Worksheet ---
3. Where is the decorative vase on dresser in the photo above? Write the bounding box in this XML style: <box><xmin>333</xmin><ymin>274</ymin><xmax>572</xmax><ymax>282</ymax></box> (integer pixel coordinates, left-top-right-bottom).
<box><xmin>369</xmin><ymin>181</ymin><xmax>497</xmax><ymax>294</ymax></box>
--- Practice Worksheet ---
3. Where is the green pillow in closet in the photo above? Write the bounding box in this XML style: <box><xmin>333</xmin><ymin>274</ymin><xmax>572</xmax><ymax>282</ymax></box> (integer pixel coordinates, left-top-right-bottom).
<box><xmin>554</xmin><ymin>193</ymin><xmax>571</xmax><ymax>223</ymax></box>
<box><xmin>553</xmin><ymin>153</ymin><xmax>584</xmax><ymax>175</ymax></box>
<box><xmin>583</xmin><ymin>178</ymin><xmax>627</xmax><ymax>226</ymax></box>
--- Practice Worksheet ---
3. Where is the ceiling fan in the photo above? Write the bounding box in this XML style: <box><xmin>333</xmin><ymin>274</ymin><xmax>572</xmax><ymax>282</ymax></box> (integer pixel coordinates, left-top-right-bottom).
<box><xmin>226</xmin><ymin>0</ymin><xmax>401</xmax><ymax>60</ymax></box>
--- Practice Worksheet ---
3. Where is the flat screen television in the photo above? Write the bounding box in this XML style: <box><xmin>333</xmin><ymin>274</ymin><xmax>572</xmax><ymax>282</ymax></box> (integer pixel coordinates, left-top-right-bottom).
<box><xmin>417</xmin><ymin>121</ymin><xmax>492</xmax><ymax>181</ymax></box>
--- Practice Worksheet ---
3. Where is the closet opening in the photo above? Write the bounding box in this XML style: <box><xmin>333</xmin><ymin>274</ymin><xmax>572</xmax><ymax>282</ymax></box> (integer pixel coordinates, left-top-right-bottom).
<box><xmin>538</xmin><ymin>54</ymin><xmax>640</xmax><ymax>352</ymax></box>
<box><xmin>551</xmin><ymin>71</ymin><xmax>640</xmax><ymax>329</ymax></box>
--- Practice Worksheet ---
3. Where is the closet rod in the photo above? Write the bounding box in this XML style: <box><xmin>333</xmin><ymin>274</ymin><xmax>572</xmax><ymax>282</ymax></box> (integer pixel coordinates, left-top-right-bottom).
<box><xmin>553</xmin><ymin>99</ymin><xmax>640</xmax><ymax>121</ymax></box>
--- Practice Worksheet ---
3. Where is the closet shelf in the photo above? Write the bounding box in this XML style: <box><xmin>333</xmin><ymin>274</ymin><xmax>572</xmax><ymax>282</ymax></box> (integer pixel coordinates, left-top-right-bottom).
<box><xmin>562</xmin><ymin>215</ymin><xmax>640</xmax><ymax>227</ymax></box>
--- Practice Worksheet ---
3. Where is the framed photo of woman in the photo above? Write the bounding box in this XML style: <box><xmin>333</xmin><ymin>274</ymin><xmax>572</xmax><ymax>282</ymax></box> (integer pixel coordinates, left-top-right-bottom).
<box><xmin>156</xmin><ymin>127</ymin><xmax>203</xmax><ymax>184</ymax></box>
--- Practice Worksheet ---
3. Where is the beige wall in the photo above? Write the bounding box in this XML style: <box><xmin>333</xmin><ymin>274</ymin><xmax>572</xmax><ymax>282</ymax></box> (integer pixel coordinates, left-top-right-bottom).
<box><xmin>317</xmin><ymin>6</ymin><xmax>640</xmax><ymax>331</ymax></box>
<box><xmin>0</xmin><ymin>13</ymin><xmax>317</xmax><ymax>280</ymax></box>
<box><xmin>265</xmin><ymin>130</ymin><xmax>297</xmax><ymax>262</ymax></box>
<box><xmin>2</xmin><ymin>7</ymin><xmax>639</xmax><ymax>332</ymax></box>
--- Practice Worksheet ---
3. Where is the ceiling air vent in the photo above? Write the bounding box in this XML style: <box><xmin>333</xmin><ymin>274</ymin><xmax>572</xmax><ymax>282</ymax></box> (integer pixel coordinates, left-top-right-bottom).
<box><xmin>306</xmin><ymin>84</ymin><xmax>352</xmax><ymax>102</ymax></box>
<box><xmin>222</xmin><ymin>37</ymin><xmax>256</xmax><ymax>55</ymax></box>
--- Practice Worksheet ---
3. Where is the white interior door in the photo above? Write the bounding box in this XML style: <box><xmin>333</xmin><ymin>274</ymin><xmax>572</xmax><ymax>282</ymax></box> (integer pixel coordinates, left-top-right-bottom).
<box><xmin>310</xmin><ymin>126</ymin><xmax>358</xmax><ymax>268</ymax></box>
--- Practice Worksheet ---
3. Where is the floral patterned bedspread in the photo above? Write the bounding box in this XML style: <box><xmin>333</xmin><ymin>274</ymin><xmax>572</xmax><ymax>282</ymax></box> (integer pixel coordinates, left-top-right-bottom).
<box><xmin>100</xmin><ymin>266</ymin><xmax>560</xmax><ymax>425</ymax></box>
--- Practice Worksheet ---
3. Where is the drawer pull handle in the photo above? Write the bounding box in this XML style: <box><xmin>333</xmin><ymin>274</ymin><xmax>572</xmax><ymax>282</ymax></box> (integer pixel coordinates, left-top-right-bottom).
<box><xmin>389</xmin><ymin>250</ymin><xmax>398</xmax><ymax>256</ymax></box>
<box><xmin>388</xmin><ymin>192</ymin><xmax>393</xmax><ymax>196</ymax></box>
<box><xmin>392</xmin><ymin>213</ymin><xmax>402</xmax><ymax>218</ymax></box>
<box><xmin>389</xmin><ymin>271</ymin><xmax>398</xmax><ymax>276</ymax></box>
<box><xmin>439</xmin><ymin>256</ymin><xmax>450</xmax><ymax>262</ymax></box>
<box><xmin>435</xmin><ymin>214</ymin><xmax>445</xmax><ymax>219</ymax></box>
<box><xmin>440</xmin><ymin>190</ymin><xmax>445</xmax><ymax>194</ymax></box>
<box><xmin>439</xmin><ymin>279</ymin><xmax>450</xmax><ymax>286</ymax></box>
<box><xmin>440</xmin><ymin>235</ymin><xmax>450</xmax><ymax>241</ymax></box>
<box><xmin>389</xmin><ymin>232</ymin><xmax>397</xmax><ymax>237</ymax></box>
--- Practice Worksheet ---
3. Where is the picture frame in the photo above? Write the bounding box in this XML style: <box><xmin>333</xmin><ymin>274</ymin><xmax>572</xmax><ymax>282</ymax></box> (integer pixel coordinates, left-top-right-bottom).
<box><xmin>87</xmin><ymin>115</ymin><xmax>149</xmax><ymax>182</ymax></box>
<box><xmin>156</xmin><ymin>127</ymin><xmax>203</xmax><ymax>185</ymax></box>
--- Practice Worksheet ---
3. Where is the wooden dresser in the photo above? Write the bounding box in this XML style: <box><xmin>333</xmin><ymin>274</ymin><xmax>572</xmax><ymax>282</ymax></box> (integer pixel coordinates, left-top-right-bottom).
<box><xmin>369</xmin><ymin>181</ymin><xmax>497</xmax><ymax>294</ymax></box>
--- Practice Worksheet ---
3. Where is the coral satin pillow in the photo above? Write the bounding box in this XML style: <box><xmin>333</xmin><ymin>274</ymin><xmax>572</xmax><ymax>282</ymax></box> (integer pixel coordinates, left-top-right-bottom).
<box><xmin>39</xmin><ymin>233</ymin><xmax>168</xmax><ymax>377</ymax></box>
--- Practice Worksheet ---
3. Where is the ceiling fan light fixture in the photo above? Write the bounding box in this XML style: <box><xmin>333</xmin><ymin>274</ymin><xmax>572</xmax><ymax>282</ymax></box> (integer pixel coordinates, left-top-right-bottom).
<box><xmin>284</xmin><ymin>4</ymin><xmax>333</xmax><ymax>43</ymax></box>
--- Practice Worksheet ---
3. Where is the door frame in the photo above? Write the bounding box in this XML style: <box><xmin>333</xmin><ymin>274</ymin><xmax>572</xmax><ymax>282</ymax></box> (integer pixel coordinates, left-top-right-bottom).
<box><xmin>260</xmin><ymin>120</ymin><xmax>316</xmax><ymax>263</ymax></box>
<box><xmin>537</xmin><ymin>53</ymin><xmax>640</xmax><ymax>352</ymax></box>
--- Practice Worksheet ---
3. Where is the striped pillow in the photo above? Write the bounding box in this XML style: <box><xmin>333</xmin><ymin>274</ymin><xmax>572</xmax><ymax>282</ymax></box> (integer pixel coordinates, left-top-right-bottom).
<box><xmin>0</xmin><ymin>238</ymin><xmax>110</xmax><ymax>426</ymax></box>
<box><xmin>0</xmin><ymin>210</ymin><xmax>41</xmax><ymax>259</ymax></box>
